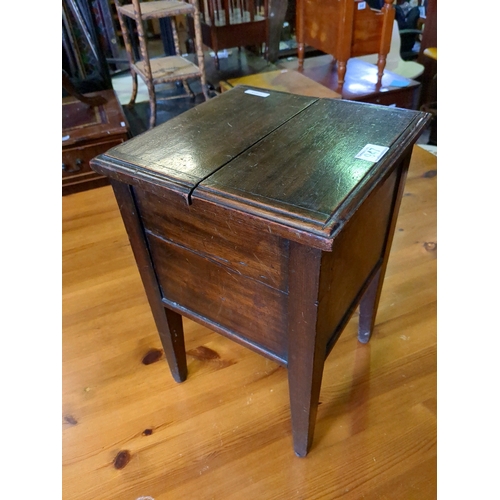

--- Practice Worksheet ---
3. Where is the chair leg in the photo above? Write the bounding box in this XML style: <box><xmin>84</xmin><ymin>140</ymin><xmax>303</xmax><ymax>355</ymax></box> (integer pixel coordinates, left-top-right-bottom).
<box><xmin>337</xmin><ymin>60</ymin><xmax>347</xmax><ymax>88</ymax></box>
<box><xmin>146</xmin><ymin>80</ymin><xmax>156</xmax><ymax>129</ymax></box>
<box><xmin>182</xmin><ymin>80</ymin><xmax>195</xmax><ymax>98</ymax></box>
<box><xmin>191</xmin><ymin>7</ymin><xmax>208</xmax><ymax>100</ymax></box>
<box><xmin>128</xmin><ymin>70</ymin><xmax>138</xmax><ymax>107</ymax></box>
<box><xmin>376</xmin><ymin>55</ymin><xmax>387</xmax><ymax>86</ymax></box>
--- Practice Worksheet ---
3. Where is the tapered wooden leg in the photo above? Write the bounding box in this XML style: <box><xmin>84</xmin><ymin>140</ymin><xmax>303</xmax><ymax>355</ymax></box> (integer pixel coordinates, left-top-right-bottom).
<box><xmin>288</xmin><ymin>340</ymin><xmax>326</xmax><ymax>457</ymax></box>
<box><xmin>287</xmin><ymin>242</ymin><xmax>323</xmax><ymax>457</ymax></box>
<box><xmin>358</xmin><ymin>267</ymin><xmax>382</xmax><ymax>343</ymax></box>
<box><xmin>110</xmin><ymin>180</ymin><xmax>187</xmax><ymax>382</ymax></box>
<box><xmin>157</xmin><ymin>307</ymin><xmax>187</xmax><ymax>383</ymax></box>
<box><xmin>359</xmin><ymin>155</ymin><xmax>413</xmax><ymax>344</ymax></box>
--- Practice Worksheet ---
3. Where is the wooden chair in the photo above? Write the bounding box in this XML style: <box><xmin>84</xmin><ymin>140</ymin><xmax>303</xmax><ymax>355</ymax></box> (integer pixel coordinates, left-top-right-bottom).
<box><xmin>191</xmin><ymin>0</ymin><xmax>269</xmax><ymax>69</ymax></box>
<box><xmin>114</xmin><ymin>0</ymin><xmax>209</xmax><ymax>128</ymax></box>
<box><xmin>296</xmin><ymin>0</ymin><xmax>395</xmax><ymax>89</ymax></box>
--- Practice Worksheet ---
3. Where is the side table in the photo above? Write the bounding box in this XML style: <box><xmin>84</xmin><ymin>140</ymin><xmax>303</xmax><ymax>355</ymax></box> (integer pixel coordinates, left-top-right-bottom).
<box><xmin>90</xmin><ymin>86</ymin><xmax>430</xmax><ymax>456</ymax></box>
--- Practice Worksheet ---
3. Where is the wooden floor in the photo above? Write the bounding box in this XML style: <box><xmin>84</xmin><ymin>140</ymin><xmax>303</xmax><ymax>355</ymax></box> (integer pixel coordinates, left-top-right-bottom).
<box><xmin>62</xmin><ymin>145</ymin><xmax>437</xmax><ymax>499</ymax></box>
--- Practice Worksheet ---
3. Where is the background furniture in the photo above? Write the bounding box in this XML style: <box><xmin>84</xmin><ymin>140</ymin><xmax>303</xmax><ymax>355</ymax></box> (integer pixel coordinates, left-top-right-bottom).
<box><xmin>63</xmin><ymin>0</ymin><xmax>113</xmax><ymax>93</ymax></box>
<box><xmin>394</xmin><ymin>2</ymin><xmax>422</xmax><ymax>60</ymax></box>
<box><xmin>354</xmin><ymin>20</ymin><xmax>424</xmax><ymax>80</ymax></box>
<box><xmin>279</xmin><ymin>56</ymin><xmax>421</xmax><ymax>109</ymax></box>
<box><xmin>90</xmin><ymin>86</ymin><xmax>430</xmax><ymax>456</ymax></box>
<box><xmin>190</xmin><ymin>0</ymin><xmax>269</xmax><ymax>69</ymax></box>
<box><xmin>420</xmin><ymin>46</ymin><xmax>436</xmax><ymax>145</ymax></box>
<box><xmin>219</xmin><ymin>68</ymin><xmax>342</xmax><ymax>98</ymax></box>
<box><xmin>296</xmin><ymin>0</ymin><xmax>395</xmax><ymax>88</ymax></box>
<box><xmin>114</xmin><ymin>0</ymin><xmax>208</xmax><ymax>128</ymax></box>
<box><xmin>62</xmin><ymin>89</ymin><xmax>130</xmax><ymax>196</ymax></box>
<box><xmin>416</xmin><ymin>0</ymin><xmax>436</xmax><ymax>109</ymax></box>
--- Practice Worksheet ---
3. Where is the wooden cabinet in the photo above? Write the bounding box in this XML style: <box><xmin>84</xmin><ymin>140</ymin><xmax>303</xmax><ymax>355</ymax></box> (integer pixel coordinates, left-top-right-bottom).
<box><xmin>62</xmin><ymin>89</ymin><xmax>130</xmax><ymax>196</ymax></box>
<box><xmin>296</xmin><ymin>0</ymin><xmax>395</xmax><ymax>88</ymax></box>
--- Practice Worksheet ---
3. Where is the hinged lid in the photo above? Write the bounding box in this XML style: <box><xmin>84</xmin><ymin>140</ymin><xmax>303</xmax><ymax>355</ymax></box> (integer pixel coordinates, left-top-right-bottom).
<box><xmin>194</xmin><ymin>96</ymin><xmax>430</xmax><ymax>243</ymax></box>
<box><xmin>90</xmin><ymin>86</ymin><xmax>431</xmax><ymax>247</ymax></box>
<box><xmin>90</xmin><ymin>86</ymin><xmax>317</xmax><ymax>199</ymax></box>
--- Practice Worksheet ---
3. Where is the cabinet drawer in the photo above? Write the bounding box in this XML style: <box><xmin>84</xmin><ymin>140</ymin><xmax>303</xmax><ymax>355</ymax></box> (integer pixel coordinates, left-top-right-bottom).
<box><xmin>62</xmin><ymin>138</ymin><xmax>125</xmax><ymax>178</ymax></box>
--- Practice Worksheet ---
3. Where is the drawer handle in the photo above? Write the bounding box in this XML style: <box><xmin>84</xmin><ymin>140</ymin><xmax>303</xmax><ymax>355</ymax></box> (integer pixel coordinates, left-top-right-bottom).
<box><xmin>62</xmin><ymin>158</ymin><xmax>83</xmax><ymax>173</ymax></box>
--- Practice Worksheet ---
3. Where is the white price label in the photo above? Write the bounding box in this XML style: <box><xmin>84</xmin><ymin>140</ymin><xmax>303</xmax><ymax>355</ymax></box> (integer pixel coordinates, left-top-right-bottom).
<box><xmin>244</xmin><ymin>89</ymin><xmax>270</xmax><ymax>98</ymax></box>
<box><xmin>355</xmin><ymin>144</ymin><xmax>389</xmax><ymax>162</ymax></box>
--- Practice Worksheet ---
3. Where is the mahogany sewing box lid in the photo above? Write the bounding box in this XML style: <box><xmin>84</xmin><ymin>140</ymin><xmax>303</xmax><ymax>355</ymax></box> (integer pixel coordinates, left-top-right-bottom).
<box><xmin>90</xmin><ymin>86</ymin><xmax>430</xmax><ymax>249</ymax></box>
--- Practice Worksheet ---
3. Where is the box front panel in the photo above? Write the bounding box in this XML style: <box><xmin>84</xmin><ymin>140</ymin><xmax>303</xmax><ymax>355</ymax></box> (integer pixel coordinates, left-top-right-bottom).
<box><xmin>134</xmin><ymin>187</ymin><xmax>290</xmax><ymax>292</ymax></box>
<box><xmin>132</xmin><ymin>186</ymin><xmax>290</xmax><ymax>360</ymax></box>
<box><xmin>146</xmin><ymin>233</ymin><xmax>288</xmax><ymax>360</ymax></box>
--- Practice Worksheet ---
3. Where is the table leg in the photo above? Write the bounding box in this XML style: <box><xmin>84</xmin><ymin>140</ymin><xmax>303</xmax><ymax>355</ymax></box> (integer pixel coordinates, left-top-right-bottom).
<box><xmin>110</xmin><ymin>180</ymin><xmax>188</xmax><ymax>382</ymax></box>
<box><xmin>358</xmin><ymin>267</ymin><xmax>382</xmax><ymax>344</ymax></box>
<box><xmin>287</xmin><ymin>242</ymin><xmax>324</xmax><ymax>457</ymax></box>
<box><xmin>358</xmin><ymin>155</ymin><xmax>413</xmax><ymax>344</ymax></box>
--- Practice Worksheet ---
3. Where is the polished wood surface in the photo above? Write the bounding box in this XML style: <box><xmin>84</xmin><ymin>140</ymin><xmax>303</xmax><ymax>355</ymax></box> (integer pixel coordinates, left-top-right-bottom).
<box><xmin>63</xmin><ymin>144</ymin><xmax>436</xmax><ymax>498</ymax></box>
<box><xmin>296</xmin><ymin>0</ymin><xmax>395</xmax><ymax>87</ymax></box>
<box><xmin>99</xmin><ymin>86</ymin><xmax>316</xmax><ymax>201</ymax></box>
<box><xmin>220</xmin><ymin>69</ymin><xmax>342</xmax><ymax>99</ymax></box>
<box><xmin>279</xmin><ymin>55</ymin><xmax>421</xmax><ymax>109</ymax></box>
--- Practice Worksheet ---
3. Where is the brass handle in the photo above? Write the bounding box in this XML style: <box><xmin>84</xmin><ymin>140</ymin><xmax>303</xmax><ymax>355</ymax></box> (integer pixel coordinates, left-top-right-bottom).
<box><xmin>62</xmin><ymin>159</ymin><xmax>83</xmax><ymax>173</ymax></box>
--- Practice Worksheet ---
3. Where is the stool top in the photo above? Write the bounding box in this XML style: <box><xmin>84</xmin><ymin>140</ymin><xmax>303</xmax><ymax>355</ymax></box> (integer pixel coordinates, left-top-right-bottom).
<box><xmin>91</xmin><ymin>86</ymin><xmax>430</xmax><ymax>248</ymax></box>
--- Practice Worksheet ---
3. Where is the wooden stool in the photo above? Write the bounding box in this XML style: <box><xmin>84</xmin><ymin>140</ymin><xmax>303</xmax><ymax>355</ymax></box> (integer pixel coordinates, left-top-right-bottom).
<box><xmin>114</xmin><ymin>0</ymin><xmax>209</xmax><ymax>129</ymax></box>
<box><xmin>90</xmin><ymin>86</ymin><xmax>431</xmax><ymax>456</ymax></box>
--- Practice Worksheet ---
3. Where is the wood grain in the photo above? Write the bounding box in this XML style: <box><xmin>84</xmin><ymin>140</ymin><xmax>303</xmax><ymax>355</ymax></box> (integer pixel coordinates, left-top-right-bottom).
<box><xmin>63</xmin><ymin>145</ymin><xmax>436</xmax><ymax>499</ymax></box>
<box><xmin>221</xmin><ymin>69</ymin><xmax>342</xmax><ymax>99</ymax></box>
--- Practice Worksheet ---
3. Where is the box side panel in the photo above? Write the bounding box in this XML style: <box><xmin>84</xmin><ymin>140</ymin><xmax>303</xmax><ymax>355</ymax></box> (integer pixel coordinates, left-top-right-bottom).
<box><xmin>317</xmin><ymin>166</ymin><xmax>398</xmax><ymax>343</ymax></box>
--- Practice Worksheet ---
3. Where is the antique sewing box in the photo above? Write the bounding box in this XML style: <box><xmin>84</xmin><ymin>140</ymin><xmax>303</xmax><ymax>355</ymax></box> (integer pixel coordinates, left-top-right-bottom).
<box><xmin>90</xmin><ymin>86</ymin><xmax>430</xmax><ymax>456</ymax></box>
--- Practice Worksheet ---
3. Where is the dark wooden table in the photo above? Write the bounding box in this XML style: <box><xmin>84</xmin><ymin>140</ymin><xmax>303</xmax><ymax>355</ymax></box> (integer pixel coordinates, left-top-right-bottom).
<box><xmin>90</xmin><ymin>87</ymin><xmax>430</xmax><ymax>456</ymax></box>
